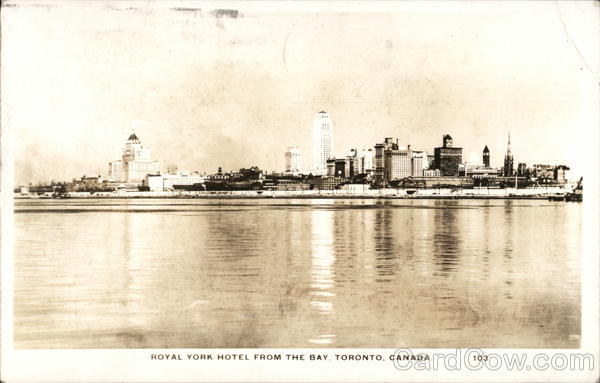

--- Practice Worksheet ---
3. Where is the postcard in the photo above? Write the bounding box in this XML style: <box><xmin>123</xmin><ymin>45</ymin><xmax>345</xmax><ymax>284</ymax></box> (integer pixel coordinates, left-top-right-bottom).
<box><xmin>1</xmin><ymin>1</ymin><xmax>598</xmax><ymax>381</ymax></box>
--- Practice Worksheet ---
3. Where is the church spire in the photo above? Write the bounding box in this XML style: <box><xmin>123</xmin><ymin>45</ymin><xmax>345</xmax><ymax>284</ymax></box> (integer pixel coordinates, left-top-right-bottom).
<box><xmin>504</xmin><ymin>131</ymin><xmax>514</xmax><ymax>176</ymax></box>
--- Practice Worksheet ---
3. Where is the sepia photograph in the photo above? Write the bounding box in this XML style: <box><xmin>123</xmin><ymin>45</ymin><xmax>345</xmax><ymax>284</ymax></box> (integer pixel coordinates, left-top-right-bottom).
<box><xmin>1</xmin><ymin>0</ymin><xmax>598</xmax><ymax>381</ymax></box>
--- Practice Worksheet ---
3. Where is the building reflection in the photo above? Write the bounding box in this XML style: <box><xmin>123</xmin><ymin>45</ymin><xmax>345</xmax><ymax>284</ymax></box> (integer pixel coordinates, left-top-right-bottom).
<box><xmin>372</xmin><ymin>201</ymin><xmax>396</xmax><ymax>282</ymax></box>
<box><xmin>502</xmin><ymin>200</ymin><xmax>514</xmax><ymax>299</ymax></box>
<box><xmin>308</xmin><ymin>202</ymin><xmax>337</xmax><ymax>345</ymax></box>
<box><xmin>432</xmin><ymin>201</ymin><xmax>462</xmax><ymax>276</ymax></box>
<box><xmin>481</xmin><ymin>201</ymin><xmax>491</xmax><ymax>281</ymax></box>
<box><xmin>310</xmin><ymin>206</ymin><xmax>336</xmax><ymax>311</ymax></box>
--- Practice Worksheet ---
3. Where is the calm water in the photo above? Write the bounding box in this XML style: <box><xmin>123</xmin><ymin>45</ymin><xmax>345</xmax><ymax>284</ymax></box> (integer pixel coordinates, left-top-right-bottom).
<box><xmin>14</xmin><ymin>198</ymin><xmax>581</xmax><ymax>348</ymax></box>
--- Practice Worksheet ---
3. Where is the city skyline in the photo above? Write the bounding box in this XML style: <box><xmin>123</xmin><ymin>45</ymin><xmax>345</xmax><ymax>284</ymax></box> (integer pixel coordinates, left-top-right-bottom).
<box><xmin>20</xmin><ymin>127</ymin><xmax>579</xmax><ymax>186</ymax></box>
<box><xmin>5</xmin><ymin>2</ymin><xmax>594</xmax><ymax>185</ymax></box>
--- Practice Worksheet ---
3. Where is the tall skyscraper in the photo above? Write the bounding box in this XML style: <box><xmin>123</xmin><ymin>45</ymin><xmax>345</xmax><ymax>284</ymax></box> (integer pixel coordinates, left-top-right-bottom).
<box><xmin>312</xmin><ymin>111</ymin><xmax>333</xmax><ymax>175</ymax></box>
<box><xmin>483</xmin><ymin>145</ymin><xmax>490</xmax><ymax>168</ymax></box>
<box><xmin>108</xmin><ymin>133</ymin><xmax>160</xmax><ymax>183</ymax></box>
<box><xmin>503</xmin><ymin>132</ymin><xmax>514</xmax><ymax>176</ymax></box>
<box><xmin>284</xmin><ymin>146</ymin><xmax>302</xmax><ymax>174</ymax></box>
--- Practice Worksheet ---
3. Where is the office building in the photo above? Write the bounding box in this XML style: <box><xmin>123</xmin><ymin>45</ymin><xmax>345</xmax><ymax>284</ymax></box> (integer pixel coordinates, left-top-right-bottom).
<box><xmin>385</xmin><ymin>146</ymin><xmax>413</xmax><ymax>181</ymax></box>
<box><xmin>375</xmin><ymin>138</ymin><xmax>428</xmax><ymax>184</ymax></box>
<box><xmin>312</xmin><ymin>111</ymin><xmax>334</xmax><ymax>175</ymax></box>
<box><xmin>412</xmin><ymin>150</ymin><xmax>428</xmax><ymax>177</ymax></box>
<box><xmin>433</xmin><ymin>134</ymin><xmax>463</xmax><ymax>176</ymax></box>
<box><xmin>284</xmin><ymin>146</ymin><xmax>302</xmax><ymax>174</ymax></box>
<box><xmin>358</xmin><ymin>148</ymin><xmax>374</xmax><ymax>174</ymax></box>
<box><xmin>374</xmin><ymin>138</ymin><xmax>397</xmax><ymax>185</ymax></box>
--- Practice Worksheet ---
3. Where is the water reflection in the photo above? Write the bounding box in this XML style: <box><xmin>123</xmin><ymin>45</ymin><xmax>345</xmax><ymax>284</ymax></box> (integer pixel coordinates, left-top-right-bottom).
<box><xmin>503</xmin><ymin>200</ymin><xmax>515</xmax><ymax>299</ymax></box>
<box><xmin>309</xmin><ymin>204</ymin><xmax>336</xmax><ymax>345</ymax></box>
<box><xmin>432</xmin><ymin>201</ymin><xmax>462</xmax><ymax>276</ymax></box>
<box><xmin>14</xmin><ymin>198</ymin><xmax>582</xmax><ymax>348</ymax></box>
<box><xmin>373</xmin><ymin>204</ymin><xmax>396</xmax><ymax>282</ymax></box>
<box><xmin>310</xmin><ymin>208</ymin><xmax>336</xmax><ymax>308</ymax></box>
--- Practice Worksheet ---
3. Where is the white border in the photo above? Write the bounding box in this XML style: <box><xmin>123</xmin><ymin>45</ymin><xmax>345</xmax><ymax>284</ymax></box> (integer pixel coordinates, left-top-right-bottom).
<box><xmin>1</xmin><ymin>1</ymin><xmax>598</xmax><ymax>382</ymax></box>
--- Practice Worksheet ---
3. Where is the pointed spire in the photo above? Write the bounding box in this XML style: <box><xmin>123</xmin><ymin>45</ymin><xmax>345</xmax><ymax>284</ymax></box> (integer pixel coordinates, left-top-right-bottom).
<box><xmin>507</xmin><ymin>131</ymin><xmax>511</xmax><ymax>154</ymax></box>
<box><xmin>483</xmin><ymin>145</ymin><xmax>489</xmax><ymax>153</ymax></box>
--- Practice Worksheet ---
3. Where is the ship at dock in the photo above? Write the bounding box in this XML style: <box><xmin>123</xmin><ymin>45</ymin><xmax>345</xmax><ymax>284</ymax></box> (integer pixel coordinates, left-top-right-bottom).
<box><xmin>548</xmin><ymin>177</ymin><xmax>582</xmax><ymax>202</ymax></box>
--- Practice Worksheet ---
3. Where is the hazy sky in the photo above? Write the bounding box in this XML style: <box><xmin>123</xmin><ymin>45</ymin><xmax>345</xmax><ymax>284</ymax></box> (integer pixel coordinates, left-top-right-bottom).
<box><xmin>3</xmin><ymin>1</ymin><xmax>598</xmax><ymax>184</ymax></box>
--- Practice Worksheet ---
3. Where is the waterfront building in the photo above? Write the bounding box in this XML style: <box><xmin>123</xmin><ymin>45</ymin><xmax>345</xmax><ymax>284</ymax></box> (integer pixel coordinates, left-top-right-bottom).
<box><xmin>108</xmin><ymin>133</ymin><xmax>160</xmax><ymax>183</ymax></box>
<box><xmin>284</xmin><ymin>146</ymin><xmax>302</xmax><ymax>174</ymax></box>
<box><xmin>72</xmin><ymin>175</ymin><xmax>111</xmax><ymax>191</ymax></box>
<box><xmin>483</xmin><ymin>145</ymin><xmax>490</xmax><ymax>168</ymax></box>
<box><xmin>517</xmin><ymin>162</ymin><xmax>528</xmax><ymax>177</ymax></box>
<box><xmin>458</xmin><ymin>164</ymin><xmax>499</xmax><ymax>178</ymax></box>
<box><xmin>433</xmin><ymin>134</ymin><xmax>463</xmax><ymax>176</ymax></box>
<box><xmin>503</xmin><ymin>132</ymin><xmax>514</xmax><ymax>177</ymax></box>
<box><xmin>312</xmin><ymin>111</ymin><xmax>334</xmax><ymax>175</ymax></box>
<box><xmin>411</xmin><ymin>176</ymin><xmax>472</xmax><ymax>188</ymax></box>
<box><xmin>340</xmin><ymin>183</ymin><xmax>371</xmax><ymax>193</ymax></box>
<box><xmin>270</xmin><ymin>179</ymin><xmax>311</xmax><ymax>191</ymax></box>
<box><xmin>311</xmin><ymin>176</ymin><xmax>345</xmax><ymax>190</ymax></box>
<box><xmin>144</xmin><ymin>172</ymin><xmax>205</xmax><ymax>192</ymax></box>
<box><xmin>206</xmin><ymin>167</ymin><xmax>231</xmax><ymax>181</ymax></box>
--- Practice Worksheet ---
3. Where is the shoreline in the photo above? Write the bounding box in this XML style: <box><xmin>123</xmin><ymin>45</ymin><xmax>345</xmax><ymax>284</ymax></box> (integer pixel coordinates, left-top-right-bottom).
<box><xmin>15</xmin><ymin>195</ymin><xmax>563</xmax><ymax>200</ymax></box>
<box><xmin>15</xmin><ymin>186</ymin><xmax>577</xmax><ymax>201</ymax></box>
